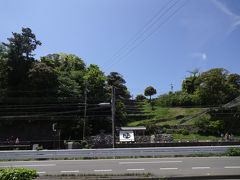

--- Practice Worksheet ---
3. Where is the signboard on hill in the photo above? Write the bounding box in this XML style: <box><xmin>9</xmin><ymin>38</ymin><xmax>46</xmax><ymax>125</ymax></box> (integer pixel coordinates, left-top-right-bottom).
<box><xmin>119</xmin><ymin>130</ymin><xmax>134</xmax><ymax>142</ymax></box>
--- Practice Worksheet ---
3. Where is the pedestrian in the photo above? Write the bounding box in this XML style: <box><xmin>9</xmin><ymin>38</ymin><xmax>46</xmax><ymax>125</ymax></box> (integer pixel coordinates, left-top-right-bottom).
<box><xmin>15</xmin><ymin>137</ymin><xmax>19</xmax><ymax>144</ymax></box>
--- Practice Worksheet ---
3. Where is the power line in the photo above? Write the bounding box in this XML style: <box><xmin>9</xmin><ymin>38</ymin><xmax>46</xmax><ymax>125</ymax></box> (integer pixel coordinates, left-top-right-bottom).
<box><xmin>101</xmin><ymin>0</ymin><xmax>177</xmax><ymax>68</ymax></box>
<box><xmin>0</xmin><ymin>102</ymin><xmax>109</xmax><ymax>108</ymax></box>
<box><xmin>0</xmin><ymin>114</ymin><xmax>112</xmax><ymax>119</ymax></box>
<box><xmin>104</xmin><ymin>0</ymin><xmax>188</xmax><ymax>71</ymax></box>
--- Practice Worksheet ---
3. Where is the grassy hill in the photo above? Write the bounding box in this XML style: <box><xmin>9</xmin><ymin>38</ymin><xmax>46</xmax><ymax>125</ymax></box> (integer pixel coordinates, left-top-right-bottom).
<box><xmin>126</xmin><ymin>101</ymin><xmax>223</xmax><ymax>141</ymax></box>
<box><xmin>127</xmin><ymin>101</ymin><xmax>207</xmax><ymax>127</ymax></box>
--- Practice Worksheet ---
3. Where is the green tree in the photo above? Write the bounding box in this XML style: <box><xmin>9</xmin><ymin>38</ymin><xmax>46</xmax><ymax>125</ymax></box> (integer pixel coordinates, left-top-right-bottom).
<box><xmin>3</xmin><ymin>27</ymin><xmax>41</xmax><ymax>60</ymax></box>
<box><xmin>28</xmin><ymin>62</ymin><xmax>59</xmax><ymax>97</ymax></box>
<box><xmin>228</xmin><ymin>73</ymin><xmax>240</xmax><ymax>89</ymax></box>
<box><xmin>144</xmin><ymin>86</ymin><xmax>157</xmax><ymax>101</ymax></box>
<box><xmin>144</xmin><ymin>86</ymin><xmax>157</xmax><ymax>110</ymax></box>
<box><xmin>107</xmin><ymin>72</ymin><xmax>131</xmax><ymax>127</ymax></box>
<box><xmin>135</xmin><ymin>94</ymin><xmax>146</xmax><ymax>101</ymax></box>
<box><xmin>41</xmin><ymin>53</ymin><xmax>85</xmax><ymax>72</ymax></box>
<box><xmin>0</xmin><ymin>43</ymin><xmax>8</xmax><ymax>99</ymax></box>
<box><xmin>107</xmin><ymin>72</ymin><xmax>131</xmax><ymax>100</ymax></box>
<box><xmin>3</xmin><ymin>27</ymin><xmax>41</xmax><ymax>96</ymax></box>
<box><xmin>182</xmin><ymin>69</ymin><xmax>200</xmax><ymax>94</ymax></box>
<box><xmin>208</xmin><ymin>107</ymin><xmax>240</xmax><ymax>134</ymax></box>
<box><xmin>226</xmin><ymin>74</ymin><xmax>240</xmax><ymax>100</ymax></box>
<box><xmin>41</xmin><ymin>53</ymin><xmax>86</xmax><ymax>99</ymax></box>
<box><xmin>84</xmin><ymin>64</ymin><xmax>107</xmax><ymax>102</ymax></box>
<box><xmin>196</xmin><ymin>68</ymin><xmax>238</xmax><ymax>105</ymax></box>
<box><xmin>182</xmin><ymin>76</ymin><xmax>200</xmax><ymax>94</ymax></box>
<box><xmin>0</xmin><ymin>42</ymin><xmax>7</xmax><ymax>58</ymax></box>
<box><xmin>115</xmin><ymin>101</ymin><xmax>127</xmax><ymax>126</ymax></box>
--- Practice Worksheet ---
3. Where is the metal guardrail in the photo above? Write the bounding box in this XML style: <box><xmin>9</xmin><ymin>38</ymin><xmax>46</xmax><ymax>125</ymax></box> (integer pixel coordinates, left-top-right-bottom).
<box><xmin>0</xmin><ymin>145</ymin><xmax>239</xmax><ymax>160</ymax></box>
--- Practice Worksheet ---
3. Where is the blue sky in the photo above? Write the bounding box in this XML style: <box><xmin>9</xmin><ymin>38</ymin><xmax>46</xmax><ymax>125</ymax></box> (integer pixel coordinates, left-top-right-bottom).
<box><xmin>1</xmin><ymin>0</ymin><xmax>240</xmax><ymax>97</ymax></box>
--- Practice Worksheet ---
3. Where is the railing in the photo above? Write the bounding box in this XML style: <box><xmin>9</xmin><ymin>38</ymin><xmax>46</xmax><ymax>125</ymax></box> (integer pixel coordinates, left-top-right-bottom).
<box><xmin>0</xmin><ymin>145</ymin><xmax>240</xmax><ymax>160</ymax></box>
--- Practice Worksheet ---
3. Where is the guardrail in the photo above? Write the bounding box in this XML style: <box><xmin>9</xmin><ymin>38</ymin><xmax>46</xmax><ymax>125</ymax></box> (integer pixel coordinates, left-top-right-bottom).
<box><xmin>0</xmin><ymin>145</ymin><xmax>239</xmax><ymax>160</ymax></box>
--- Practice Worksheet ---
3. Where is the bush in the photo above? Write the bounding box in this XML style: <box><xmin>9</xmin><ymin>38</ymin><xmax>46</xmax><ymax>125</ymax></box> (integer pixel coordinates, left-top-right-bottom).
<box><xmin>175</xmin><ymin>115</ymin><xmax>184</xmax><ymax>119</ymax></box>
<box><xmin>226</xmin><ymin>147</ymin><xmax>240</xmax><ymax>156</ymax></box>
<box><xmin>36</xmin><ymin>145</ymin><xmax>43</xmax><ymax>151</ymax></box>
<box><xmin>0</xmin><ymin>168</ymin><xmax>38</xmax><ymax>180</ymax></box>
<box><xmin>161</xmin><ymin>124</ymin><xmax>170</xmax><ymax>129</ymax></box>
<box><xmin>135</xmin><ymin>94</ymin><xmax>146</xmax><ymax>101</ymax></box>
<box><xmin>178</xmin><ymin>129</ymin><xmax>189</xmax><ymax>135</ymax></box>
<box><xmin>145</xmin><ymin>124</ymin><xmax>158</xmax><ymax>135</ymax></box>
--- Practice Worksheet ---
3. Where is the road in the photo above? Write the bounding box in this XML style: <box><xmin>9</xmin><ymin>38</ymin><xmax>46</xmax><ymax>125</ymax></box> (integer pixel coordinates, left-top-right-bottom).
<box><xmin>0</xmin><ymin>145</ymin><xmax>239</xmax><ymax>160</ymax></box>
<box><xmin>1</xmin><ymin>157</ymin><xmax>240</xmax><ymax>178</ymax></box>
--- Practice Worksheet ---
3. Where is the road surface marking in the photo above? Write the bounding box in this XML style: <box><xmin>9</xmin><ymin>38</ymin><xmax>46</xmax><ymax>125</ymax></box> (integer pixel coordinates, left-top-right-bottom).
<box><xmin>224</xmin><ymin>166</ymin><xmax>240</xmax><ymax>169</ymax></box>
<box><xmin>94</xmin><ymin>169</ymin><xmax>112</xmax><ymax>172</ymax></box>
<box><xmin>61</xmin><ymin>170</ymin><xmax>79</xmax><ymax>173</ymax></box>
<box><xmin>119</xmin><ymin>161</ymin><xmax>182</xmax><ymax>164</ymax></box>
<box><xmin>127</xmin><ymin>169</ymin><xmax>145</xmax><ymax>171</ymax></box>
<box><xmin>192</xmin><ymin>167</ymin><xmax>210</xmax><ymax>170</ymax></box>
<box><xmin>0</xmin><ymin>164</ymin><xmax>56</xmax><ymax>168</ymax></box>
<box><xmin>160</xmin><ymin>168</ymin><xmax>178</xmax><ymax>170</ymax></box>
<box><xmin>37</xmin><ymin>172</ymin><xmax>46</xmax><ymax>174</ymax></box>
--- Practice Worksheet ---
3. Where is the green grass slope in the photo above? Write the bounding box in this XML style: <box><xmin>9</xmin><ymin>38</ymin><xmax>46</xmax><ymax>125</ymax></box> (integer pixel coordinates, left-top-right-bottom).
<box><xmin>127</xmin><ymin>101</ymin><xmax>207</xmax><ymax>127</ymax></box>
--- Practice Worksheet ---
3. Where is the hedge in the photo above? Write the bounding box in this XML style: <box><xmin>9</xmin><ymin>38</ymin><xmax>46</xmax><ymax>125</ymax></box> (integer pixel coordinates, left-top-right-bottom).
<box><xmin>0</xmin><ymin>168</ymin><xmax>38</xmax><ymax>180</ymax></box>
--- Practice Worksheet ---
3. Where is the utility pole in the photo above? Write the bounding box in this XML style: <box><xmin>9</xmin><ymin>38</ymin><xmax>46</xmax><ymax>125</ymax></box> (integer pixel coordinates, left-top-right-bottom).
<box><xmin>52</xmin><ymin>123</ymin><xmax>57</xmax><ymax>149</ymax></box>
<box><xmin>170</xmin><ymin>83</ymin><xmax>174</xmax><ymax>92</ymax></box>
<box><xmin>111</xmin><ymin>86</ymin><xmax>116</xmax><ymax>148</ymax></box>
<box><xmin>58</xmin><ymin>129</ymin><xmax>61</xmax><ymax>149</ymax></box>
<box><xmin>83</xmin><ymin>81</ymin><xmax>87</xmax><ymax>140</ymax></box>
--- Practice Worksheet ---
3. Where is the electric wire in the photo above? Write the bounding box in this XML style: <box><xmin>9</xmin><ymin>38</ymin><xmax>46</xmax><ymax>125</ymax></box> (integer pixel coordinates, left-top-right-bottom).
<box><xmin>104</xmin><ymin>0</ymin><xmax>188</xmax><ymax>71</ymax></box>
<box><xmin>101</xmin><ymin>0</ymin><xmax>177</xmax><ymax>68</ymax></box>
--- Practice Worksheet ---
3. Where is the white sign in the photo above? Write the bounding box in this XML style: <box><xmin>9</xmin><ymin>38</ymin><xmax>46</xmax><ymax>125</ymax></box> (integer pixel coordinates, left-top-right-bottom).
<box><xmin>119</xmin><ymin>130</ymin><xmax>134</xmax><ymax>142</ymax></box>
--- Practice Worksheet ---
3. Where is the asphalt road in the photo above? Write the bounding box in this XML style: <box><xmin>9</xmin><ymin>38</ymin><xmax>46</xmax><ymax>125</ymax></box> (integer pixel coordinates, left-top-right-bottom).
<box><xmin>1</xmin><ymin>157</ymin><xmax>240</xmax><ymax>178</ymax></box>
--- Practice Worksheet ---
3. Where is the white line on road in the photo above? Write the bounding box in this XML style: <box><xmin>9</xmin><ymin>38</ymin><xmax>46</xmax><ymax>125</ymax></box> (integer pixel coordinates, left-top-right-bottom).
<box><xmin>192</xmin><ymin>167</ymin><xmax>210</xmax><ymax>170</ymax></box>
<box><xmin>61</xmin><ymin>170</ymin><xmax>79</xmax><ymax>173</ymax></box>
<box><xmin>127</xmin><ymin>169</ymin><xmax>145</xmax><ymax>171</ymax></box>
<box><xmin>119</xmin><ymin>161</ymin><xmax>182</xmax><ymax>164</ymax></box>
<box><xmin>94</xmin><ymin>169</ymin><xmax>112</xmax><ymax>172</ymax></box>
<box><xmin>160</xmin><ymin>168</ymin><xmax>178</xmax><ymax>170</ymax></box>
<box><xmin>224</xmin><ymin>166</ymin><xmax>240</xmax><ymax>169</ymax></box>
<box><xmin>37</xmin><ymin>172</ymin><xmax>46</xmax><ymax>174</ymax></box>
<box><xmin>0</xmin><ymin>164</ymin><xmax>56</xmax><ymax>168</ymax></box>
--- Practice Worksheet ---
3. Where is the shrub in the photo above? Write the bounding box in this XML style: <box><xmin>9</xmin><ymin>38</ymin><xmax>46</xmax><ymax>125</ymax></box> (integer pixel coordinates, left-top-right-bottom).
<box><xmin>182</xmin><ymin>129</ymin><xmax>189</xmax><ymax>135</ymax></box>
<box><xmin>175</xmin><ymin>115</ymin><xmax>184</xmax><ymax>119</ymax></box>
<box><xmin>162</xmin><ymin>127</ymin><xmax>167</xmax><ymax>133</ymax></box>
<box><xmin>81</xmin><ymin>140</ymin><xmax>92</xmax><ymax>148</ymax></box>
<box><xmin>161</xmin><ymin>124</ymin><xmax>170</xmax><ymax>129</ymax></box>
<box><xmin>36</xmin><ymin>145</ymin><xmax>43</xmax><ymax>151</ymax></box>
<box><xmin>145</xmin><ymin>124</ymin><xmax>158</xmax><ymax>135</ymax></box>
<box><xmin>0</xmin><ymin>168</ymin><xmax>38</xmax><ymax>180</ymax></box>
<box><xmin>135</xmin><ymin>94</ymin><xmax>146</xmax><ymax>101</ymax></box>
<box><xmin>178</xmin><ymin>129</ymin><xmax>189</xmax><ymax>135</ymax></box>
<box><xmin>226</xmin><ymin>147</ymin><xmax>240</xmax><ymax>156</ymax></box>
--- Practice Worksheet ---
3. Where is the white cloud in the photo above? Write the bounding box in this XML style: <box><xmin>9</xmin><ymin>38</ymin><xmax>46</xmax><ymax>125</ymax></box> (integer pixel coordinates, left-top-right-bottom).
<box><xmin>190</xmin><ymin>52</ymin><xmax>207</xmax><ymax>61</ymax></box>
<box><xmin>212</xmin><ymin>0</ymin><xmax>240</xmax><ymax>33</ymax></box>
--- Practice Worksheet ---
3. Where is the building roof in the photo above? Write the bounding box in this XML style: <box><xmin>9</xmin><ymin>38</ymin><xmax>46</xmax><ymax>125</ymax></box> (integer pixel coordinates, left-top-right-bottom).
<box><xmin>120</xmin><ymin>126</ymin><xmax>146</xmax><ymax>131</ymax></box>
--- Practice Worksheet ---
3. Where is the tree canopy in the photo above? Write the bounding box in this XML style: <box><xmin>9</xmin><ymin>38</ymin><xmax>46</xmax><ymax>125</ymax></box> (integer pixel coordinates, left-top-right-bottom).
<box><xmin>0</xmin><ymin>27</ymin><xmax>131</xmax><ymax>139</ymax></box>
<box><xmin>3</xmin><ymin>27</ymin><xmax>41</xmax><ymax>60</ymax></box>
<box><xmin>107</xmin><ymin>72</ymin><xmax>131</xmax><ymax>100</ymax></box>
<box><xmin>157</xmin><ymin>68</ymin><xmax>240</xmax><ymax>107</ymax></box>
<box><xmin>144</xmin><ymin>86</ymin><xmax>157</xmax><ymax>100</ymax></box>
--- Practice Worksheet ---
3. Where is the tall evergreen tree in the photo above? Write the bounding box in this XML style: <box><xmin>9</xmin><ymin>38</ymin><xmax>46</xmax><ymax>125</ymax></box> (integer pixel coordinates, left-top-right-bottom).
<box><xmin>3</xmin><ymin>27</ymin><xmax>41</xmax><ymax>96</ymax></box>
